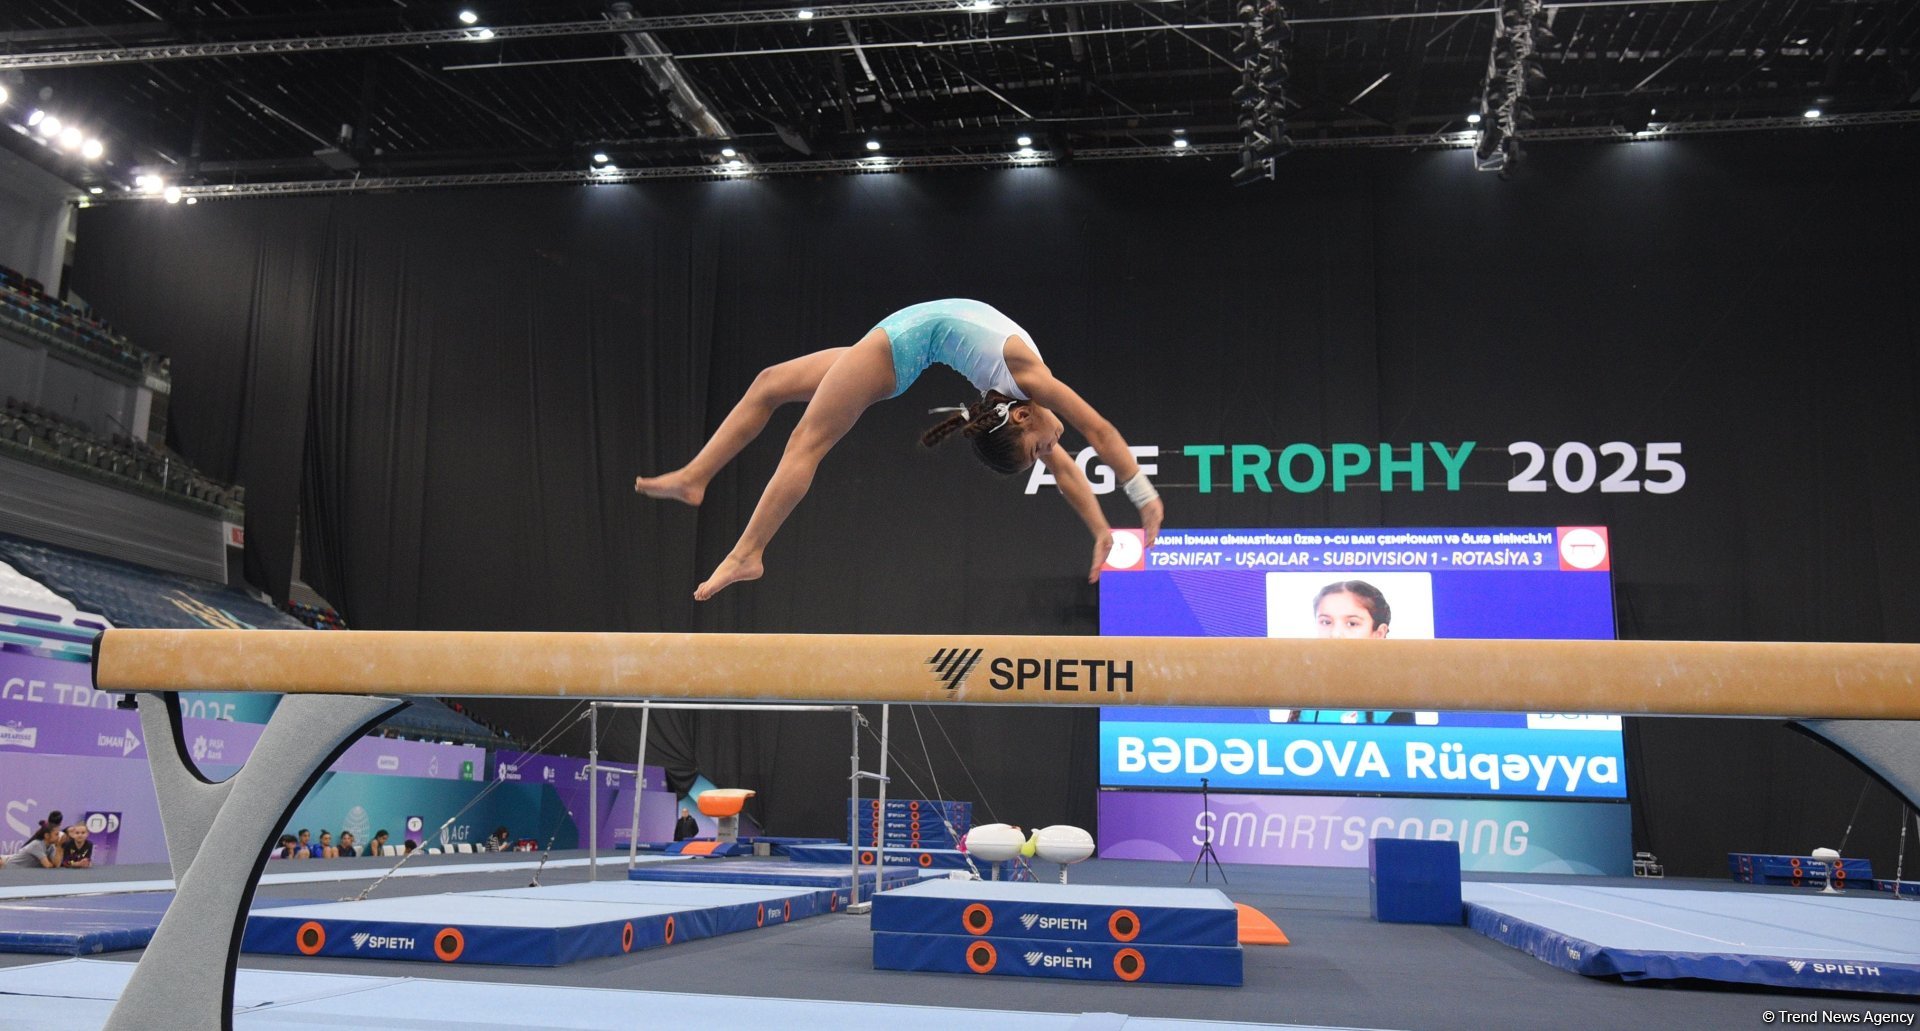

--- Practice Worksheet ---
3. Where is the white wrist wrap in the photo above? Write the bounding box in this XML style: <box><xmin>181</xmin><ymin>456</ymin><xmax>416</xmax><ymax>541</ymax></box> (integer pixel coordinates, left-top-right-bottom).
<box><xmin>1121</xmin><ymin>472</ymin><xmax>1159</xmax><ymax>508</ymax></box>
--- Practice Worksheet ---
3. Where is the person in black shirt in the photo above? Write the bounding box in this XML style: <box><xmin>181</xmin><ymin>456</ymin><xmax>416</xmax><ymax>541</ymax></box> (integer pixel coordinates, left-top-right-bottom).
<box><xmin>674</xmin><ymin>807</ymin><xmax>699</xmax><ymax>841</ymax></box>
<box><xmin>336</xmin><ymin>831</ymin><xmax>358</xmax><ymax>858</ymax></box>
<box><xmin>59</xmin><ymin>825</ymin><xmax>92</xmax><ymax>868</ymax></box>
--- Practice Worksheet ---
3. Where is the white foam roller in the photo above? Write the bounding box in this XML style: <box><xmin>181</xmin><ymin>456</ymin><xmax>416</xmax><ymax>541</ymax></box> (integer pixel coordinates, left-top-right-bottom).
<box><xmin>1033</xmin><ymin>825</ymin><xmax>1095</xmax><ymax>865</ymax></box>
<box><xmin>964</xmin><ymin>823</ymin><xmax>1026</xmax><ymax>862</ymax></box>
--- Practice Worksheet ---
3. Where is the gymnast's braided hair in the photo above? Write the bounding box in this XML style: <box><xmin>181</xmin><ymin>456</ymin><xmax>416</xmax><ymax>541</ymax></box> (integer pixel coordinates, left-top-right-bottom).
<box><xmin>920</xmin><ymin>390</ymin><xmax>1033</xmax><ymax>475</ymax></box>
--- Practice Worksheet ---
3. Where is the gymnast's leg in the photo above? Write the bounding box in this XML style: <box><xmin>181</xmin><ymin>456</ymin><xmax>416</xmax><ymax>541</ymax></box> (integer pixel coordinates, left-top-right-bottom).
<box><xmin>634</xmin><ymin>345</ymin><xmax>851</xmax><ymax>506</ymax></box>
<box><xmin>694</xmin><ymin>330</ymin><xmax>897</xmax><ymax>600</ymax></box>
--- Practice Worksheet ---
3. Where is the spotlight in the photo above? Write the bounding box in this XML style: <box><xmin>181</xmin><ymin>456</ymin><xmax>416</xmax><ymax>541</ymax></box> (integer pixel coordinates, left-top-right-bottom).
<box><xmin>38</xmin><ymin>115</ymin><xmax>61</xmax><ymax>138</ymax></box>
<box><xmin>968</xmin><ymin>0</ymin><xmax>996</xmax><ymax>9</ymax></box>
<box><xmin>27</xmin><ymin>109</ymin><xmax>44</xmax><ymax>127</ymax></box>
<box><xmin>1795</xmin><ymin>37</ymin><xmax>1809</xmax><ymax>45</ymax></box>
<box><xmin>865</xmin><ymin>138</ymin><xmax>881</xmax><ymax>151</ymax></box>
<box><xmin>726</xmin><ymin>158</ymin><xmax>744</xmax><ymax>170</ymax></box>
<box><xmin>1017</xmin><ymin>146</ymin><xmax>1035</xmax><ymax>157</ymax></box>
<box><xmin>0</xmin><ymin>86</ymin><xmax>8</xmax><ymax>106</ymax></box>
<box><xmin>163</xmin><ymin>186</ymin><xmax>182</xmax><ymax>204</ymax></box>
<box><xmin>1014</xmin><ymin>134</ymin><xmax>1032</xmax><ymax>147</ymax></box>
<box><xmin>1172</xmin><ymin>137</ymin><xmax>1190</xmax><ymax>149</ymax></box>
<box><xmin>88</xmin><ymin>187</ymin><xmax>103</xmax><ymax>195</ymax></box>
<box><xmin>1803</xmin><ymin>107</ymin><xmax>1822</xmax><ymax>119</ymax></box>
<box><xmin>185</xmin><ymin>197</ymin><xmax>198</xmax><ymax>205</ymax></box>
<box><xmin>82</xmin><ymin>138</ymin><xmax>104</xmax><ymax>160</ymax></box>
<box><xmin>459</xmin><ymin>9</ymin><xmax>479</xmax><ymax>24</ymax></box>
<box><xmin>476</xmin><ymin>27</ymin><xmax>495</xmax><ymax>39</ymax></box>
<box><xmin>139</xmin><ymin>176</ymin><xmax>163</xmax><ymax>194</ymax></box>
<box><xmin>721</xmin><ymin>146</ymin><xmax>737</xmax><ymax>157</ymax></box>
<box><xmin>592</xmin><ymin>151</ymin><xmax>609</xmax><ymax>163</ymax></box>
<box><xmin>1467</xmin><ymin>113</ymin><xmax>1482</xmax><ymax>124</ymax></box>
<box><xmin>58</xmin><ymin>126</ymin><xmax>82</xmax><ymax>150</ymax></box>
<box><xmin>797</xmin><ymin>8</ymin><xmax>815</xmax><ymax>18</ymax></box>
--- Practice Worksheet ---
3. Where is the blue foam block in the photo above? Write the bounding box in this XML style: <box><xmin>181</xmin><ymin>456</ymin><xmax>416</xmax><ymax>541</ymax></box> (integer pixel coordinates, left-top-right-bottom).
<box><xmin>785</xmin><ymin>844</ymin><xmax>985</xmax><ymax>872</ymax></box>
<box><xmin>874</xmin><ymin>931</ymin><xmax>1242</xmax><ymax>986</ymax></box>
<box><xmin>242</xmin><ymin>883</ymin><xmax>842</xmax><ymax>966</ymax></box>
<box><xmin>0</xmin><ymin>894</ymin><xmax>310</xmax><ymax>956</ymax></box>
<box><xmin>1369</xmin><ymin>837</ymin><xmax>1462</xmax><ymax>925</ymax></box>
<box><xmin>625</xmin><ymin>858</ymin><xmax>923</xmax><ymax>893</ymax></box>
<box><xmin>873</xmin><ymin>880</ymin><xmax>1239</xmax><ymax>947</ymax></box>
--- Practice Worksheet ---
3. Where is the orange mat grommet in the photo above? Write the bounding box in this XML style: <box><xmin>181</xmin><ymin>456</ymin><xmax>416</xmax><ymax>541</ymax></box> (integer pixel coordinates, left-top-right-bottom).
<box><xmin>295</xmin><ymin>921</ymin><xmax>325</xmax><ymax>955</ymax></box>
<box><xmin>962</xmin><ymin>902</ymin><xmax>994</xmax><ymax>935</ymax></box>
<box><xmin>1108</xmin><ymin>909</ymin><xmax>1141</xmax><ymax>942</ymax></box>
<box><xmin>433</xmin><ymin>927</ymin><xmax>464</xmax><ymax>962</ymax></box>
<box><xmin>966</xmin><ymin>940</ymin><xmax>997</xmax><ymax>973</ymax></box>
<box><xmin>620</xmin><ymin>921</ymin><xmax>634</xmax><ymax>953</ymax></box>
<box><xmin>664</xmin><ymin>915</ymin><xmax>677</xmax><ymax>944</ymax></box>
<box><xmin>1114</xmin><ymin>947</ymin><xmax>1145</xmax><ymax>981</ymax></box>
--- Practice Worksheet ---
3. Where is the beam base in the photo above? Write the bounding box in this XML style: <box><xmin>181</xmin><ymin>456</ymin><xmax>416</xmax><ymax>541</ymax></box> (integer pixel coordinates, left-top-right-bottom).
<box><xmin>103</xmin><ymin>692</ymin><xmax>402</xmax><ymax>1031</ymax></box>
<box><xmin>1792</xmin><ymin>719</ymin><xmax>1920</xmax><ymax>812</ymax></box>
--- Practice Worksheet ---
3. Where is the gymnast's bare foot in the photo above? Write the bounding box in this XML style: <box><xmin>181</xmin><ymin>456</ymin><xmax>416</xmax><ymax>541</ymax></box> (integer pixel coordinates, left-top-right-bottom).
<box><xmin>695</xmin><ymin>553</ymin><xmax>763</xmax><ymax>601</ymax></box>
<box><xmin>633</xmin><ymin>472</ymin><xmax>704</xmax><ymax>507</ymax></box>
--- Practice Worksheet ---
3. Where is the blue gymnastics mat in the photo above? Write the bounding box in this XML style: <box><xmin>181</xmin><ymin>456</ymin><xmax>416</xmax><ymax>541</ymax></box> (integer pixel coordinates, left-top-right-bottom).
<box><xmin>873</xmin><ymin>880</ymin><xmax>1240</xmax><ymax>946</ymax></box>
<box><xmin>785</xmin><ymin>843</ymin><xmax>1002</xmax><ymax>873</ymax></box>
<box><xmin>1463</xmin><ymin>882</ymin><xmax>1920</xmax><ymax>995</ymax></box>
<box><xmin>624</xmin><ymin>857</ymin><xmax>924</xmax><ymax>893</ymax></box>
<box><xmin>242</xmin><ymin>881</ymin><xmax>842</xmax><ymax>966</ymax></box>
<box><xmin>0</xmin><ymin>893</ymin><xmax>312</xmax><ymax>956</ymax></box>
<box><xmin>0</xmin><ymin>958</ymin><xmax>1322</xmax><ymax>1030</ymax></box>
<box><xmin>874</xmin><ymin>931</ymin><xmax>1244</xmax><ymax>986</ymax></box>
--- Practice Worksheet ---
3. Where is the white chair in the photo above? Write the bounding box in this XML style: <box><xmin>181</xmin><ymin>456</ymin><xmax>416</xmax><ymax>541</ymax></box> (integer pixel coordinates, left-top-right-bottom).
<box><xmin>454</xmin><ymin>843</ymin><xmax>474</xmax><ymax>854</ymax></box>
<box><xmin>425</xmin><ymin>847</ymin><xmax>441</xmax><ymax>855</ymax></box>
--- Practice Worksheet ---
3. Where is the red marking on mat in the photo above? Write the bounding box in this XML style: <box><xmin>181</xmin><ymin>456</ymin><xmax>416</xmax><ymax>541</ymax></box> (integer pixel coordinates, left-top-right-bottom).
<box><xmin>966</xmin><ymin>940</ymin><xmax>997</xmax><ymax>974</ymax></box>
<box><xmin>1235</xmin><ymin>903</ymin><xmax>1290</xmax><ymax>946</ymax></box>
<box><xmin>918</xmin><ymin>853</ymin><xmax>934</xmax><ymax>867</ymax></box>
<box><xmin>757</xmin><ymin>904</ymin><xmax>766</xmax><ymax>927</ymax></box>
<box><xmin>963</xmin><ymin>903</ymin><xmax>993</xmax><ymax>935</ymax></box>
<box><xmin>295</xmin><ymin>921</ymin><xmax>325</xmax><ymax>955</ymax></box>
<box><xmin>664</xmin><ymin>916</ymin><xmax>677</xmax><ymax>944</ymax></box>
<box><xmin>1108</xmin><ymin>909</ymin><xmax>1141</xmax><ymax>942</ymax></box>
<box><xmin>782</xmin><ymin>899</ymin><xmax>792</xmax><ymax>922</ymax></box>
<box><xmin>1114</xmin><ymin>948</ymin><xmax>1145</xmax><ymax>981</ymax></box>
<box><xmin>434</xmin><ymin>928</ymin><xmax>464</xmax><ymax>962</ymax></box>
<box><xmin>680</xmin><ymin>840</ymin><xmax>722</xmax><ymax>856</ymax></box>
<box><xmin>621</xmin><ymin>922</ymin><xmax>634</xmax><ymax>953</ymax></box>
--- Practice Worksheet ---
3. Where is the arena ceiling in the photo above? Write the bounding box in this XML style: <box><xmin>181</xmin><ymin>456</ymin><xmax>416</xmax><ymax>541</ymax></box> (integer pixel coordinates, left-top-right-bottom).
<box><xmin>1</xmin><ymin>0</ymin><xmax>1916</xmax><ymax>196</ymax></box>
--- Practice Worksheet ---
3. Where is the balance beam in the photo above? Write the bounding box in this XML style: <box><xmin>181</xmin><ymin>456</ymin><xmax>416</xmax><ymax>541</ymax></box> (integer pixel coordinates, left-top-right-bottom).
<box><xmin>92</xmin><ymin>629</ymin><xmax>1920</xmax><ymax>720</ymax></box>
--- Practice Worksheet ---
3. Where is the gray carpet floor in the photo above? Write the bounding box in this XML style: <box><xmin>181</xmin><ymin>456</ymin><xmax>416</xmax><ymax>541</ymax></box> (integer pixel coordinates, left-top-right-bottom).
<box><xmin>5</xmin><ymin>854</ymin><xmax>1916</xmax><ymax>1030</ymax></box>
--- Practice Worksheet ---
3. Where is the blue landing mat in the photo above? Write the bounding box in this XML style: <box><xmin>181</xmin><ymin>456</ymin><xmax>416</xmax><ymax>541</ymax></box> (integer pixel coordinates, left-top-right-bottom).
<box><xmin>874</xmin><ymin>931</ymin><xmax>1244</xmax><ymax>986</ymax></box>
<box><xmin>242</xmin><ymin>881</ymin><xmax>841</xmax><ymax>966</ymax></box>
<box><xmin>625</xmin><ymin>858</ymin><xmax>924</xmax><ymax>893</ymax></box>
<box><xmin>0</xmin><ymin>893</ymin><xmax>311</xmax><ymax>956</ymax></box>
<box><xmin>0</xmin><ymin>958</ymin><xmax>1315</xmax><ymax>1029</ymax></box>
<box><xmin>785</xmin><ymin>843</ymin><xmax>1006</xmax><ymax>874</ymax></box>
<box><xmin>874</xmin><ymin>880</ymin><xmax>1240</xmax><ymax>946</ymax></box>
<box><xmin>1463</xmin><ymin>882</ymin><xmax>1920</xmax><ymax>996</ymax></box>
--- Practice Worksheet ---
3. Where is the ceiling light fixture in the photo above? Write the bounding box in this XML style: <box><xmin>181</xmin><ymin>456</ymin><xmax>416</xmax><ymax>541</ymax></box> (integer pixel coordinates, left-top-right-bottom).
<box><xmin>82</xmin><ymin>138</ymin><xmax>104</xmax><ymax>160</ymax></box>
<box><xmin>163</xmin><ymin>186</ymin><xmax>182</xmax><ymax>204</ymax></box>
<box><xmin>459</xmin><ymin>10</ymin><xmax>480</xmax><ymax>24</ymax></box>
<box><xmin>866</xmin><ymin>139</ymin><xmax>882</xmax><ymax>151</ymax></box>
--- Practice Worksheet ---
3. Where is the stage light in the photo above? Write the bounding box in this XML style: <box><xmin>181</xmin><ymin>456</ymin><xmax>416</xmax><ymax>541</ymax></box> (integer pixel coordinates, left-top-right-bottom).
<box><xmin>1467</xmin><ymin>113</ymin><xmax>1482</xmax><ymax>124</ymax></box>
<box><xmin>88</xmin><ymin>187</ymin><xmax>103</xmax><ymax>195</ymax></box>
<box><xmin>797</xmin><ymin>9</ymin><xmax>815</xmax><ymax>18</ymax></box>
<box><xmin>0</xmin><ymin>86</ymin><xmax>8</xmax><ymax>106</ymax></box>
<box><xmin>185</xmin><ymin>197</ymin><xmax>198</xmax><ymax>205</ymax></box>
<box><xmin>866</xmin><ymin>139</ymin><xmax>881</xmax><ymax>151</ymax></box>
<box><xmin>1172</xmin><ymin>137</ymin><xmax>1189</xmax><ymax>149</ymax></box>
<box><xmin>476</xmin><ymin>27</ymin><xmax>495</xmax><ymax>39</ymax></box>
<box><xmin>1016</xmin><ymin>146</ymin><xmax>1035</xmax><ymax>157</ymax></box>
<box><xmin>592</xmin><ymin>151</ymin><xmax>608</xmax><ymax>163</ymax></box>
<box><xmin>721</xmin><ymin>146</ymin><xmax>736</xmax><ymax>157</ymax></box>
<box><xmin>38</xmin><ymin>115</ymin><xmax>61</xmax><ymax>138</ymax></box>
<box><xmin>58</xmin><ymin>126</ymin><xmax>82</xmax><ymax>149</ymax></box>
<box><xmin>968</xmin><ymin>0</ymin><xmax>996</xmax><ymax>10</ymax></box>
<box><xmin>27</xmin><ymin>109</ymin><xmax>44</xmax><ymax>127</ymax></box>
<box><xmin>1016</xmin><ymin>134</ymin><xmax>1032</xmax><ymax>147</ymax></box>
<box><xmin>725</xmin><ymin>158</ymin><xmax>744</xmax><ymax>171</ymax></box>
<box><xmin>1803</xmin><ymin>107</ymin><xmax>1822</xmax><ymax>119</ymax></box>
<box><xmin>82</xmin><ymin>138</ymin><xmax>104</xmax><ymax>160</ymax></box>
<box><xmin>1795</xmin><ymin>37</ymin><xmax>1809</xmax><ymax>45</ymax></box>
<box><xmin>163</xmin><ymin>186</ymin><xmax>182</xmax><ymax>204</ymax></box>
<box><xmin>459</xmin><ymin>10</ymin><xmax>479</xmax><ymax>24</ymax></box>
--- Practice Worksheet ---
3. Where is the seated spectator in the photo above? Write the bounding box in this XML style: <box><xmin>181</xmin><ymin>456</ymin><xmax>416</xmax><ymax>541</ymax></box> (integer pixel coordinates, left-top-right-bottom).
<box><xmin>296</xmin><ymin>828</ymin><xmax>313</xmax><ymax>855</ymax></box>
<box><xmin>4</xmin><ymin>827</ymin><xmax>64</xmax><ymax>868</ymax></box>
<box><xmin>482</xmin><ymin>826</ymin><xmax>511</xmax><ymax>852</ymax></box>
<box><xmin>336</xmin><ymin>831</ymin><xmax>357</xmax><ymax>858</ymax></box>
<box><xmin>314</xmin><ymin>830</ymin><xmax>337</xmax><ymax>859</ymax></box>
<box><xmin>365</xmin><ymin>829</ymin><xmax>390</xmax><ymax>857</ymax></box>
<box><xmin>59</xmin><ymin>825</ymin><xmax>92</xmax><ymax>868</ymax></box>
<box><xmin>272</xmin><ymin>834</ymin><xmax>300</xmax><ymax>859</ymax></box>
<box><xmin>402</xmin><ymin>839</ymin><xmax>418</xmax><ymax>856</ymax></box>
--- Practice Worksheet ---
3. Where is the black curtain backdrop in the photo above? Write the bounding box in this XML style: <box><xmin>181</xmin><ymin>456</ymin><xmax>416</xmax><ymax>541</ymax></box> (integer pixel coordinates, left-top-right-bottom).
<box><xmin>72</xmin><ymin>129</ymin><xmax>1920</xmax><ymax>875</ymax></box>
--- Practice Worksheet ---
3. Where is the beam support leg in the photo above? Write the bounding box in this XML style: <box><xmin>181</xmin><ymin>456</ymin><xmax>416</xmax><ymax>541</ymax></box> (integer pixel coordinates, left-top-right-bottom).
<box><xmin>104</xmin><ymin>692</ymin><xmax>403</xmax><ymax>1031</ymax></box>
<box><xmin>1792</xmin><ymin>719</ymin><xmax>1920</xmax><ymax>812</ymax></box>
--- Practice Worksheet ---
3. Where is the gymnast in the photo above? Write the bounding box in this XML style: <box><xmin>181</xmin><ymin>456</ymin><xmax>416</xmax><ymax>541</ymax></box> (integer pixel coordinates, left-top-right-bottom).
<box><xmin>634</xmin><ymin>299</ymin><xmax>1164</xmax><ymax>600</ymax></box>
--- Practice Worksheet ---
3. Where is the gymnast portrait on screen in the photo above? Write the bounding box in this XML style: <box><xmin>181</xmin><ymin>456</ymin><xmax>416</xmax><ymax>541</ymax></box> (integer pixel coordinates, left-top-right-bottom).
<box><xmin>635</xmin><ymin>298</ymin><xmax>1164</xmax><ymax>600</ymax></box>
<box><xmin>1289</xmin><ymin>579</ymin><xmax>1416</xmax><ymax>726</ymax></box>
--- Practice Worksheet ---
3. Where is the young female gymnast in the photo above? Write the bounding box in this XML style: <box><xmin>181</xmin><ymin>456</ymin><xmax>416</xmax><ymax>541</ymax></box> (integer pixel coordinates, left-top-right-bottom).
<box><xmin>634</xmin><ymin>299</ymin><xmax>1164</xmax><ymax>600</ymax></box>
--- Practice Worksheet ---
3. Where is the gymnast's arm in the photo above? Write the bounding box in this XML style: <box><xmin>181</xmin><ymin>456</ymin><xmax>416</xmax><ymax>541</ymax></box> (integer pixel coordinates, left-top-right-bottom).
<box><xmin>1011</xmin><ymin>354</ymin><xmax>1163</xmax><ymax>546</ymax></box>
<box><xmin>1040</xmin><ymin>445</ymin><xmax>1116</xmax><ymax>583</ymax></box>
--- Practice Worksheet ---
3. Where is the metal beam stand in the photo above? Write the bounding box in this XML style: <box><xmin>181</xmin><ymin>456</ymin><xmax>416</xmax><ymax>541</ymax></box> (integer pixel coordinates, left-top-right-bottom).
<box><xmin>1792</xmin><ymin>720</ymin><xmax>1920</xmax><ymax>812</ymax></box>
<box><xmin>104</xmin><ymin>692</ymin><xmax>403</xmax><ymax>1031</ymax></box>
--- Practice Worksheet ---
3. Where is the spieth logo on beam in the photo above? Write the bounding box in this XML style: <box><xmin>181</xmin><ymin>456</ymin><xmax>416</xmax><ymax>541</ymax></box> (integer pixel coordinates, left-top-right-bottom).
<box><xmin>926</xmin><ymin>648</ymin><xmax>986</xmax><ymax>691</ymax></box>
